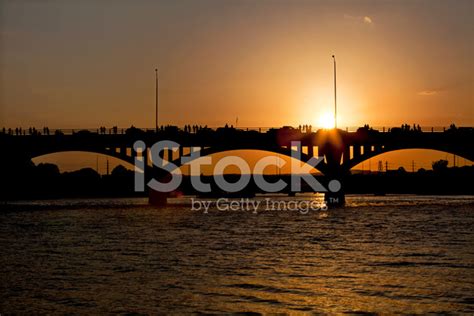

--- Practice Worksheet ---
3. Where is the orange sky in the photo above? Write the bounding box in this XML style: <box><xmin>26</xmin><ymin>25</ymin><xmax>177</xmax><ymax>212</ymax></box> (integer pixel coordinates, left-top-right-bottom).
<box><xmin>1</xmin><ymin>0</ymin><xmax>473</xmax><ymax>172</ymax></box>
<box><xmin>1</xmin><ymin>0</ymin><xmax>473</xmax><ymax>129</ymax></box>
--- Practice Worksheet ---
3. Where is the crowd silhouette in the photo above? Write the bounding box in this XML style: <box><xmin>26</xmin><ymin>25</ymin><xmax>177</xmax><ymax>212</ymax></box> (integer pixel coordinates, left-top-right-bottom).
<box><xmin>0</xmin><ymin>123</ymin><xmax>467</xmax><ymax>136</ymax></box>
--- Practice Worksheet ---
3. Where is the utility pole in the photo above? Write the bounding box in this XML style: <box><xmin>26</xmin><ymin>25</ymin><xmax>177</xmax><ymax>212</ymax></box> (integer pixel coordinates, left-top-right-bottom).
<box><xmin>332</xmin><ymin>55</ymin><xmax>337</xmax><ymax>129</ymax></box>
<box><xmin>155</xmin><ymin>68</ymin><xmax>159</xmax><ymax>132</ymax></box>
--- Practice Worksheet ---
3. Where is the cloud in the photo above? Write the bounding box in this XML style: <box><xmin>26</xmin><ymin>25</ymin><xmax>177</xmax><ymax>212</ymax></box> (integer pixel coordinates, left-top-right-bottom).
<box><xmin>418</xmin><ymin>90</ymin><xmax>438</xmax><ymax>96</ymax></box>
<box><xmin>344</xmin><ymin>14</ymin><xmax>374</xmax><ymax>25</ymax></box>
<box><xmin>363</xmin><ymin>16</ymin><xmax>373</xmax><ymax>24</ymax></box>
<box><xmin>417</xmin><ymin>80</ymin><xmax>473</xmax><ymax>96</ymax></box>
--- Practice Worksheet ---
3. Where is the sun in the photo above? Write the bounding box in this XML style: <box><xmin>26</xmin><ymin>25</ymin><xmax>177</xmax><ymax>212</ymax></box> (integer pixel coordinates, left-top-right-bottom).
<box><xmin>318</xmin><ymin>112</ymin><xmax>335</xmax><ymax>129</ymax></box>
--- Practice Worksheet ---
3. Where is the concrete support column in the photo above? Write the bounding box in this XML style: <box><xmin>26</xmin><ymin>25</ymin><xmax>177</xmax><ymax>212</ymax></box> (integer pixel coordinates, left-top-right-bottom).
<box><xmin>143</xmin><ymin>148</ymin><xmax>148</xmax><ymax>168</ymax></box>
<box><xmin>167</xmin><ymin>148</ymin><xmax>174</xmax><ymax>163</ymax></box>
<box><xmin>343</xmin><ymin>147</ymin><xmax>351</xmax><ymax>164</ymax></box>
<box><xmin>324</xmin><ymin>171</ymin><xmax>346</xmax><ymax>208</ymax></box>
<box><xmin>353</xmin><ymin>145</ymin><xmax>361</xmax><ymax>158</ymax></box>
<box><xmin>149</xmin><ymin>189</ymin><xmax>168</xmax><ymax>206</ymax></box>
<box><xmin>363</xmin><ymin>145</ymin><xmax>370</xmax><ymax>156</ymax></box>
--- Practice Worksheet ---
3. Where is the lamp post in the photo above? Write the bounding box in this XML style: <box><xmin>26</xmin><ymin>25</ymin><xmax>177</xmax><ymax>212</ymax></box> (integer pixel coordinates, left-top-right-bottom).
<box><xmin>155</xmin><ymin>68</ymin><xmax>158</xmax><ymax>133</ymax></box>
<box><xmin>332</xmin><ymin>55</ymin><xmax>337</xmax><ymax>129</ymax></box>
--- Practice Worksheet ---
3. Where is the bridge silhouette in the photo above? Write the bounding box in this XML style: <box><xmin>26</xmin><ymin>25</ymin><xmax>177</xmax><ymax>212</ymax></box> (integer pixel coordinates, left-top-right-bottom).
<box><xmin>1</xmin><ymin>125</ymin><xmax>473</xmax><ymax>206</ymax></box>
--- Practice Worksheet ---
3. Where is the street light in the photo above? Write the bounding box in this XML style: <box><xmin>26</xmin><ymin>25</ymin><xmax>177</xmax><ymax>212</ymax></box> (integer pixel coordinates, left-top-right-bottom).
<box><xmin>155</xmin><ymin>68</ymin><xmax>159</xmax><ymax>133</ymax></box>
<box><xmin>332</xmin><ymin>55</ymin><xmax>337</xmax><ymax>129</ymax></box>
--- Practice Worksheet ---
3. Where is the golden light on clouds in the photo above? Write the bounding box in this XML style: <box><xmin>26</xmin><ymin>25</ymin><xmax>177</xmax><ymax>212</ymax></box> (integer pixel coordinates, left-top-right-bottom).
<box><xmin>344</xmin><ymin>14</ymin><xmax>374</xmax><ymax>25</ymax></box>
<box><xmin>363</xmin><ymin>16</ymin><xmax>373</xmax><ymax>24</ymax></box>
<box><xmin>418</xmin><ymin>90</ymin><xmax>438</xmax><ymax>96</ymax></box>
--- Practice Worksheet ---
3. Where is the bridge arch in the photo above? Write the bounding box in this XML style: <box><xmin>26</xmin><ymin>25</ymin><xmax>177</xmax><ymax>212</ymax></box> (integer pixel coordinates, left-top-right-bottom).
<box><xmin>24</xmin><ymin>144</ymin><xmax>473</xmax><ymax>176</ymax></box>
<box><xmin>346</xmin><ymin>146</ymin><xmax>473</xmax><ymax>171</ymax></box>
<box><xmin>167</xmin><ymin>147</ymin><xmax>328</xmax><ymax>175</ymax></box>
<box><xmin>30</xmin><ymin>149</ymin><xmax>136</xmax><ymax>172</ymax></box>
<box><xmin>29</xmin><ymin>146</ymin><xmax>329</xmax><ymax>175</ymax></box>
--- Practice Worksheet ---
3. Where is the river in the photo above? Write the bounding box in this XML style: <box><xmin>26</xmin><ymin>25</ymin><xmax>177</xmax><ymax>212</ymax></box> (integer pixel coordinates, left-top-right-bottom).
<box><xmin>1</xmin><ymin>195</ymin><xmax>473</xmax><ymax>314</ymax></box>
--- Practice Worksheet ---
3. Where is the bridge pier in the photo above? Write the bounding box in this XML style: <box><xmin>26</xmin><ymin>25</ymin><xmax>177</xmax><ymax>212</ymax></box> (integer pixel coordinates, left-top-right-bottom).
<box><xmin>323</xmin><ymin>173</ymin><xmax>346</xmax><ymax>208</ymax></box>
<box><xmin>320</xmin><ymin>137</ymin><xmax>346</xmax><ymax>208</ymax></box>
<box><xmin>147</xmin><ymin>167</ymin><xmax>173</xmax><ymax>207</ymax></box>
<box><xmin>322</xmin><ymin>173</ymin><xmax>346</xmax><ymax>208</ymax></box>
<box><xmin>148</xmin><ymin>189</ymin><xmax>168</xmax><ymax>207</ymax></box>
<box><xmin>324</xmin><ymin>190</ymin><xmax>345</xmax><ymax>208</ymax></box>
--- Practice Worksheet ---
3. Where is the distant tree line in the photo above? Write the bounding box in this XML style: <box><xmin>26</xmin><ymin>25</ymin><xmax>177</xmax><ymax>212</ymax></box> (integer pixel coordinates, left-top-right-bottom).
<box><xmin>0</xmin><ymin>159</ymin><xmax>141</xmax><ymax>201</ymax></box>
<box><xmin>0</xmin><ymin>159</ymin><xmax>472</xmax><ymax>201</ymax></box>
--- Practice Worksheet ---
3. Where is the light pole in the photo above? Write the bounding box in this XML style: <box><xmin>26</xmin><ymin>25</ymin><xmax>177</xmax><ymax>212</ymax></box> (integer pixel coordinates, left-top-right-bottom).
<box><xmin>332</xmin><ymin>55</ymin><xmax>337</xmax><ymax>129</ymax></box>
<box><xmin>155</xmin><ymin>68</ymin><xmax>159</xmax><ymax>132</ymax></box>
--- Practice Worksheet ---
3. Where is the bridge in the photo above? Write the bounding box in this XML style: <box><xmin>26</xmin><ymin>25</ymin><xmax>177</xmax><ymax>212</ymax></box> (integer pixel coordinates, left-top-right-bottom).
<box><xmin>1</xmin><ymin>125</ymin><xmax>473</xmax><ymax>206</ymax></box>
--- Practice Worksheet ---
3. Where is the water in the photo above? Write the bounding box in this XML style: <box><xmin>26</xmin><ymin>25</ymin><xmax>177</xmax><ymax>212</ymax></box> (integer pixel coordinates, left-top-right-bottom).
<box><xmin>1</xmin><ymin>195</ymin><xmax>473</xmax><ymax>314</ymax></box>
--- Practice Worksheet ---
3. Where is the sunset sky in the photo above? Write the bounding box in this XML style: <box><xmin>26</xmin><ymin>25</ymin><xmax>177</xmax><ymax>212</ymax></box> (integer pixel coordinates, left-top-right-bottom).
<box><xmin>1</xmin><ymin>0</ymin><xmax>473</xmax><ymax>172</ymax></box>
<box><xmin>1</xmin><ymin>0</ymin><xmax>472</xmax><ymax>129</ymax></box>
